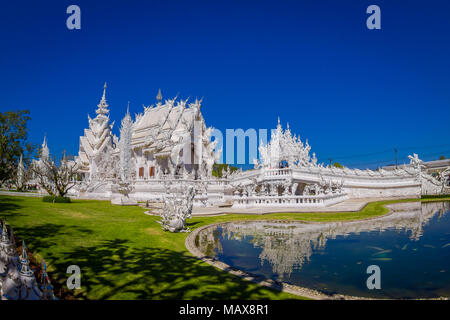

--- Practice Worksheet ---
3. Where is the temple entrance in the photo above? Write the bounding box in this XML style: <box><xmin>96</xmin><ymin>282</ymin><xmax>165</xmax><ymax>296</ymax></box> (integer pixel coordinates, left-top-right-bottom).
<box><xmin>279</xmin><ymin>160</ymin><xmax>289</xmax><ymax>168</ymax></box>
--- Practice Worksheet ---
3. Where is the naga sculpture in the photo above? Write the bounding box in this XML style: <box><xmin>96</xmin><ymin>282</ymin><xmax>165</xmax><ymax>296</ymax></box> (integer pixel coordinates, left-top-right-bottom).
<box><xmin>158</xmin><ymin>184</ymin><xmax>196</xmax><ymax>233</ymax></box>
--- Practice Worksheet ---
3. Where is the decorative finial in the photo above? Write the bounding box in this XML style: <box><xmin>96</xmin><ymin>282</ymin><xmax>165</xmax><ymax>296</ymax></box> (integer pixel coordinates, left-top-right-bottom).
<box><xmin>156</xmin><ymin>88</ymin><xmax>162</xmax><ymax>102</ymax></box>
<box><xmin>20</xmin><ymin>240</ymin><xmax>33</xmax><ymax>277</ymax></box>
<box><xmin>278</xmin><ymin>117</ymin><xmax>280</xmax><ymax>125</ymax></box>
<box><xmin>1</xmin><ymin>220</ymin><xmax>9</xmax><ymax>243</ymax></box>
<box><xmin>22</xmin><ymin>240</ymin><xmax>27</xmax><ymax>258</ymax></box>
<box><xmin>102</xmin><ymin>82</ymin><xmax>107</xmax><ymax>100</ymax></box>
<box><xmin>40</xmin><ymin>261</ymin><xmax>56</xmax><ymax>300</ymax></box>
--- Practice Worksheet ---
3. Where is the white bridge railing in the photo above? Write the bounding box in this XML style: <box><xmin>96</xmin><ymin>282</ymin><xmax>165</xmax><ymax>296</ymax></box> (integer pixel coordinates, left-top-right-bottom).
<box><xmin>263</xmin><ymin>168</ymin><xmax>292</xmax><ymax>178</ymax></box>
<box><xmin>231</xmin><ymin>192</ymin><xmax>348</xmax><ymax>208</ymax></box>
<box><xmin>134</xmin><ymin>177</ymin><xmax>229</xmax><ymax>186</ymax></box>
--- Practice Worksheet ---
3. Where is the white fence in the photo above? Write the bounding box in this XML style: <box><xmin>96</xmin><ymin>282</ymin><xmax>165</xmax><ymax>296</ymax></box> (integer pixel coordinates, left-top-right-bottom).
<box><xmin>231</xmin><ymin>192</ymin><xmax>348</xmax><ymax>208</ymax></box>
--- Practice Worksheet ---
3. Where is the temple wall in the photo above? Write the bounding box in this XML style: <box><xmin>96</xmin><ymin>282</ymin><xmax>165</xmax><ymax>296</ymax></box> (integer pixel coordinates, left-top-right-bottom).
<box><xmin>343</xmin><ymin>185</ymin><xmax>421</xmax><ymax>199</ymax></box>
<box><xmin>231</xmin><ymin>167</ymin><xmax>422</xmax><ymax>199</ymax></box>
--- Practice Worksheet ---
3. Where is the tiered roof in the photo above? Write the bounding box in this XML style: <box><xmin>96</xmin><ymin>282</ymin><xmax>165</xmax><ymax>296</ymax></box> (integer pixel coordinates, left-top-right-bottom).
<box><xmin>132</xmin><ymin>94</ymin><xmax>203</xmax><ymax>157</ymax></box>
<box><xmin>78</xmin><ymin>83</ymin><xmax>116</xmax><ymax>170</ymax></box>
<box><xmin>258</xmin><ymin>118</ymin><xmax>314</xmax><ymax>168</ymax></box>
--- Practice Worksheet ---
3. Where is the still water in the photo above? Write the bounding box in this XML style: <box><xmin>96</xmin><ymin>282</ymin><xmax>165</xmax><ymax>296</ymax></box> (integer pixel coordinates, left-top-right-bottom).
<box><xmin>195</xmin><ymin>201</ymin><xmax>450</xmax><ymax>298</ymax></box>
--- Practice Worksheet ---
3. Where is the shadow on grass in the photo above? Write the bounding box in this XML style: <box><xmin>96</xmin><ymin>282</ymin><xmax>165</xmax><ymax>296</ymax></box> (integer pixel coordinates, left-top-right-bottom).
<box><xmin>0</xmin><ymin>196</ymin><xmax>24</xmax><ymax>214</ymax></box>
<box><xmin>50</xmin><ymin>238</ymin><xmax>293</xmax><ymax>300</ymax></box>
<box><xmin>13</xmin><ymin>223</ymin><xmax>94</xmax><ymax>250</ymax></box>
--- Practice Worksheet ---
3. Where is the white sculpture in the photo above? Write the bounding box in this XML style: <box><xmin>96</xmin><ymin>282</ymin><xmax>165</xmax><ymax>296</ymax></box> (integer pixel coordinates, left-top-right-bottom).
<box><xmin>76</xmin><ymin>83</ymin><xmax>118</xmax><ymax>181</ymax></box>
<box><xmin>0</xmin><ymin>221</ymin><xmax>56</xmax><ymax>300</ymax></box>
<box><xmin>111</xmin><ymin>106</ymin><xmax>137</xmax><ymax>206</ymax></box>
<box><xmin>119</xmin><ymin>105</ymin><xmax>133</xmax><ymax>182</ymax></box>
<box><xmin>15</xmin><ymin>154</ymin><xmax>25</xmax><ymax>191</ymax></box>
<box><xmin>159</xmin><ymin>183</ymin><xmax>196</xmax><ymax>233</ymax></box>
<box><xmin>256</xmin><ymin>118</ymin><xmax>316</xmax><ymax>169</ymax></box>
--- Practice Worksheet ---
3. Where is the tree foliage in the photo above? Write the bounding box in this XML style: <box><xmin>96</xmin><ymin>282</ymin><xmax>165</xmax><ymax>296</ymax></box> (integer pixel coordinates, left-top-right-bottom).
<box><xmin>30</xmin><ymin>152</ymin><xmax>78</xmax><ymax>197</ymax></box>
<box><xmin>212</xmin><ymin>163</ymin><xmax>238</xmax><ymax>178</ymax></box>
<box><xmin>333</xmin><ymin>162</ymin><xmax>344</xmax><ymax>168</ymax></box>
<box><xmin>0</xmin><ymin>110</ymin><xmax>35</xmax><ymax>184</ymax></box>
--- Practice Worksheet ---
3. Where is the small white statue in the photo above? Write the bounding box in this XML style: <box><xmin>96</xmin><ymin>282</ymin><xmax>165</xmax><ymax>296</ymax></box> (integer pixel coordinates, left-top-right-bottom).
<box><xmin>158</xmin><ymin>184</ymin><xmax>196</xmax><ymax>233</ymax></box>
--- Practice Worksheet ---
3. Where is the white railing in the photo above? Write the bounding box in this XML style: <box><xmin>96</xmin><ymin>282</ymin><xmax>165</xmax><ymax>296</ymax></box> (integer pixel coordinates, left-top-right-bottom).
<box><xmin>231</xmin><ymin>193</ymin><xmax>348</xmax><ymax>208</ymax></box>
<box><xmin>133</xmin><ymin>177</ymin><xmax>229</xmax><ymax>186</ymax></box>
<box><xmin>263</xmin><ymin>168</ymin><xmax>292</xmax><ymax>178</ymax></box>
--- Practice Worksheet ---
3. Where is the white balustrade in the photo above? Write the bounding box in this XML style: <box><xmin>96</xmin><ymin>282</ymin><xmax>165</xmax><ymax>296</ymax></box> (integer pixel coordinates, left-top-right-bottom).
<box><xmin>231</xmin><ymin>193</ymin><xmax>348</xmax><ymax>208</ymax></box>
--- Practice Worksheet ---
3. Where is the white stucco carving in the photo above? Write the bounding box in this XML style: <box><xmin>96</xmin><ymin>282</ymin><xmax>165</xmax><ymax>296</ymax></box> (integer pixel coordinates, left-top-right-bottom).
<box><xmin>52</xmin><ymin>85</ymin><xmax>448</xmax><ymax>209</ymax></box>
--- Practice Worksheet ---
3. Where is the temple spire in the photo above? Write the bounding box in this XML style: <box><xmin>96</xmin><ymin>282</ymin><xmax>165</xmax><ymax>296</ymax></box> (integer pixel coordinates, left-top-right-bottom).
<box><xmin>156</xmin><ymin>88</ymin><xmax>162</xmax><ymax>103</ymax></box>
<box><xmin>20</xmin><ymin>240</ymin><xmax>34</xmax><ymax>277</ymax></box>
<box><xmin>40</xmin><ymin>135</ymin><xmax>50</xmax><ymax>160</ymax></box>
<box><xmin>96</xmin><ymin>82</ymin><xmax>109</xmax><ymax>115</ymax></box>
<box><xmin>1</xmin><ymin>220</ymin><xmax>9</xmax><ymax>243</ymax></box>
<box><xmin>102</xmin><ymin>82</ymin><xmax>107</xmax><ymax>100</ymax></box>
<box><xmin>40</xmin><ymin>261</ymin><xmax>56</xmax><ymax>300</ymax></box>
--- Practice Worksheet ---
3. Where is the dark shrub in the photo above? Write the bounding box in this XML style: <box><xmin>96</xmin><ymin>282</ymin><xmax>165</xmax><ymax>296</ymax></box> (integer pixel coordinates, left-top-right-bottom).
<box><xmin>42</xmin><ymin>196</ymin><xmax>71</xmax><ymax>203</ymax></box>
<box><xmin>421</xmin><ymin>194</ymin><xmax>450</xmax><ymax>199</ymax></box>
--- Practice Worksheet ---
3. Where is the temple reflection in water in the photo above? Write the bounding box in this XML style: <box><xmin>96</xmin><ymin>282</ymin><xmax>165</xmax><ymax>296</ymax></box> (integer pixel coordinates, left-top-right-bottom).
<box><xmin>195</xmin><ymin>201</ymin><xmax>450</xmax><ymax>279</ymax></box>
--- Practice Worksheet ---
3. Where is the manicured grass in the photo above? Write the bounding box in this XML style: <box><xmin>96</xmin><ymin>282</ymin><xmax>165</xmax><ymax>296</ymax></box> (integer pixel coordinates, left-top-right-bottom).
<box><xmin>0</xmin><ymin>195</ymin><xmax>448</xmax><ymax>300</ymax></box>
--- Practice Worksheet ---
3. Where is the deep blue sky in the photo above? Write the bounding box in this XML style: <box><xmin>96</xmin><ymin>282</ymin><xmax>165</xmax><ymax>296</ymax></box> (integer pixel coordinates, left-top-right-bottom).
<box><xmin>1</xmin><ymin>0</ymin><xmax>449</xmax><ymax>169</ymax></box>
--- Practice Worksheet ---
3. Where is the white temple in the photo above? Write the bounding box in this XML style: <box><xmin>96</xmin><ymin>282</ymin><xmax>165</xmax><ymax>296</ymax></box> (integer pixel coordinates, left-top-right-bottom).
<box><xmin>37</xmin><ymin>83</ymin><xmax>448</xmax><ymax>208</ymax></box>
<box><xmin>77</xmin><ymin>83</ymin><xmax>119</xmax><ymax>181</ymax></box>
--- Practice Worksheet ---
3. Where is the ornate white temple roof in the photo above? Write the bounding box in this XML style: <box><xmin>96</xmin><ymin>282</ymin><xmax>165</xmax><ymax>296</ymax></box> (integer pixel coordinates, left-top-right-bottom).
<box><xmin>77</xmin><ymin>83</ymin><xmax>117</xmax><ymax>172</ymax></box>
<box><xmin>132</xmin><ymin>94</ymin><xmax>203</xmax><ymax>155</ymax></box>
<box><xmin>258</xmin><ymin>118</ymin><xmax>316</xmax><ymax>168</ymax></box>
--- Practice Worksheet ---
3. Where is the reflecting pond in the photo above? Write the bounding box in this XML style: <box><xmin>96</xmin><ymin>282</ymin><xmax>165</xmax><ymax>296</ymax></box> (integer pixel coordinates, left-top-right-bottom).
<box><xmin>195</xmin><ymin>201</ymin><xmax>450</xmax><ymax>299</ymax></box>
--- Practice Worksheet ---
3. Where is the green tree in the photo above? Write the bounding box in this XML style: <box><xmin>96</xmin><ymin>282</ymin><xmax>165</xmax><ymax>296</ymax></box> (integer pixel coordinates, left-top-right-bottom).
<box><xmin>30</xmin><ymin>151</ymin><xmax>78</xmax><ymax>197</ymax></box>
<box><xmin>212</xmin><ymin>163</ymin><xmax>238</xmax><ymax>178</ymax></box>
<box><xmin>439</xmin><ymin>155</ymin><xmax>446</xmax><ymax>160</ymax></box>
<box><xmin>0</xmin><ymin>110</ymin><xmax>35</xmax><ymax>185</ymax></box>
<box><xmin>333</xmin><ymin>162</ymin><xmax>344</xmax><ymax>168</ymax></box>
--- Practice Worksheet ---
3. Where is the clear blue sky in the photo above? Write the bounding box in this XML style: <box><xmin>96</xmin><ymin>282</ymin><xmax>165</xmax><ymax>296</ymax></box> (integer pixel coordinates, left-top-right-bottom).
<box><xmin>1</xmin><ymin>0</ymin><xmax>449</xmax><ymax>169</ymax></box>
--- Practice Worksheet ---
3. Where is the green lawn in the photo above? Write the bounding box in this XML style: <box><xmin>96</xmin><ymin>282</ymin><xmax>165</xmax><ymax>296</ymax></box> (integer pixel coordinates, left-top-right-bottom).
<box><xmin>0</xmin><ymin>195</ymin><xmax>448</xmax><ymax>300</ymax></box>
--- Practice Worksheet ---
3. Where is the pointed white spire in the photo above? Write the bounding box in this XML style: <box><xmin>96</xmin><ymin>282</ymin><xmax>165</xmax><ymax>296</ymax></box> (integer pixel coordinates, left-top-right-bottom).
<box><xmin>119</xmin><ymin>102</ymin><xmax>134</xmax><ymax>182</ymax></box>
<box><xmin>1</xmin><ymin>220</ymin><xmax>9</xmax><ymax>243</ymax></box>
<box><xmin>156</xmin><ymin>88</ymin><xmax>162</xmax><ymax>102</ymax></box>
<box><xmin>17</xmin><ymin>153</ymin><xmax>25</xmax><ymax>190</ymax></box>
<box><xmin>96</xmin><ymin>82</ymin><xmax>109</xmax><ymax>114</ymax></box>
<box><xmin>40</xmin><ymin>261</ymin><xmax>56</xmax><ymax>300</ymax></box>
<box><xmin>102</xmin><ymin>82</ymin><xmax>107</xmax><ymax>100</ymax></box>
<box><xmin>21</xmin><ymin>240</ymin><xmax>28</xmax><ymax>260</ymax></box>
<box><xmin>20</xmin><ymin>240</ymin><xmax>34</xmax><ymax>277</ymax></box>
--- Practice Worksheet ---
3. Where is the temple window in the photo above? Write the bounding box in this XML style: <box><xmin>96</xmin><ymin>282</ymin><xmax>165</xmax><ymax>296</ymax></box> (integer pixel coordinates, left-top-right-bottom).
<box><xmin>149</xmin><ymin>166</ymin><xmax>155</xmax><ymax>177</ymax></box>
